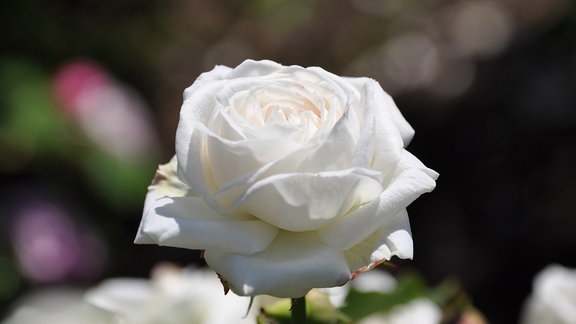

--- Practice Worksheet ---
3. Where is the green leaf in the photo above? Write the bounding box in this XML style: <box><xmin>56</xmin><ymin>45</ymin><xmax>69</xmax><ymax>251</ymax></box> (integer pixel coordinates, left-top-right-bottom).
<box><xmin>340</xmin><ymin>272</ymin><xmax>429</xmax><ymax>320</ymax></box>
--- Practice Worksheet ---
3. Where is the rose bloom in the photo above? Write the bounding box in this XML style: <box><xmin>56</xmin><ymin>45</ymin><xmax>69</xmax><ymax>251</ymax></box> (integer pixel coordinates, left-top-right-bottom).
<box><xmin>521</xmin><ymin>264</ymin><xmax>576</xmax><ymax>324</ymax></box>
<box><xmin>135</xmin><ymin>60</ymin><xmax>438</xmax><ymax>297</ymax></box>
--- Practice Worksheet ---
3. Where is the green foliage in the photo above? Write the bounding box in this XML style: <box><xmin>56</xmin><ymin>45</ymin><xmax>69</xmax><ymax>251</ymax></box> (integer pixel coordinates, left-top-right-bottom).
<box><xmin>341</xmin><ymin>272</ymin><xmax>430</xmax><ymax>320</ymax></box>
<box><xmin>0</xmin><ymin>59</ymin><xmax>73</xmax><ymax>161</ymax></box>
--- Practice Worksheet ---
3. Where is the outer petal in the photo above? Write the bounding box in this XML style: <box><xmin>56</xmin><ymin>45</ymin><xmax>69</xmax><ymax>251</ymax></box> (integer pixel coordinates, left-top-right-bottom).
<box><xmin>232</xmin><ymin>168</ymin><xmax>383</xmax><ymax>232</ymax></box>
<box><xmin>363</xmin><ymin>79</ymin><xmax>408</xmax><ymax>173</ymax></box>
<box><xmin>319</xmin><ymin>150</ymin><xmax>437</xmax><ymax>250</ymax></box>
<box><xmin>175</xmin><ymin>64</ymin><xmax>234</xmax><ymax>190</ymax></box>
<box><xmin>225</xmin><ymin>59</ymin><xmax>284</xmax><ymax>78</ymax></box>
<box><xmin>204</xmin><ymin>231</ymin><xmax>351</xmax><ymax>297</ymax></box>
<box><xmin>340</xmin><ymin>209</ymin><xmax>412</xmax><ymax>273</ymax></box>
<box><xmin>176</xmin><ymin>82</ymin><xmax>228</xmax><ymax>194</ymax></box>
<box><xmin>345</xmin><ymin>77</ymin><xmax>414</xmax><ymax>147</ymax></box>
<box><xmin>306</xmin><ymin>67</ymin><xmax>362</xmax><ymax>100</ymax></box>
<box><xmin>186</xmin><ymin>65</ymin><xmax>233</xmax><ymax>93</ymax></box>
<box><xmin>134</xmin><ymin>156</ymin><xmax>188</xmax><ymax>244</ymax></box>
<box><xmin>136</xmin><ymin>194</ymin><xmax>278</xmax><ymax>254</ymax></box>
<box><xmin>370</xmin><ymin>209</ymin><xmax>414</xmax><ymax>260</ymax></box>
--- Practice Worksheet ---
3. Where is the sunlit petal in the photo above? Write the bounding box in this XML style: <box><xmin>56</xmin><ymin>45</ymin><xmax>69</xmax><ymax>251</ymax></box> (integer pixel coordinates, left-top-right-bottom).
<box><xmin>204</xmin><ymin>231</ymin><xmax>350</xmax><ymax>297</ymax></box>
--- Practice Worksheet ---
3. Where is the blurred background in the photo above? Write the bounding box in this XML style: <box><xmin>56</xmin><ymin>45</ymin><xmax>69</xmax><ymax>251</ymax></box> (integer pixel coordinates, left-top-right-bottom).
<box><xmin>0</xmin><ymin>0</ymin><xmax>575</xmax><ymax>323</ymax></box>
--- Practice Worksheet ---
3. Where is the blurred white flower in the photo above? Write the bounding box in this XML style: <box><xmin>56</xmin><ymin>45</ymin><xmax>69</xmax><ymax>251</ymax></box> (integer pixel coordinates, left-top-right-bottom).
<box><xmin>351</xmin><ymin>269</ymin><xmax>398</xmax><ymax>294</ymax></box>
<box><xmin>359</xmin><ymin>298</ymin><xmax>441</xmax><ymax>324</ymax></box>
<box><xmin>3</xmin><ymin>288</ymin><xmax>111</xmax><ymax>324</ymax></box>
<box><xmin>85</xmin><ymin>264</ymin><xmax>258</xmax><ymax>324</ymax></box>
<box><xmin>521</xmin><ymin>264</ymin><xmax>576</xmax><ymax>324</ymax></box>
<box><xmin>322</xmin><ymin>270</ymin><xmax>397</xmax><ymax>308</ymax></box>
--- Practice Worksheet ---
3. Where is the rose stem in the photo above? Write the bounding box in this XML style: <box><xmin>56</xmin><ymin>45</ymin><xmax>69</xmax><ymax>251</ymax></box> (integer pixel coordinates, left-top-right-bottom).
<box><xmin>290</xmin><ymin>296</ymin><xmax>307</xmax><ymax>324</ymax></box>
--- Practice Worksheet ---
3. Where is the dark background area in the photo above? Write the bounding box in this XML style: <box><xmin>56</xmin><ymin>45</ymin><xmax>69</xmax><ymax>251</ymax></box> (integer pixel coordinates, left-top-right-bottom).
<box><xmin>1</xmin><ymin>0</ymin><xmax>575</xmax><ymax>323</ymax></box>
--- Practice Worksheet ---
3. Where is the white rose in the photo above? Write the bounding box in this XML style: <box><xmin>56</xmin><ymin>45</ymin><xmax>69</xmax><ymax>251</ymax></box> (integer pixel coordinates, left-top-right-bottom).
<box><xmin>135</xmin><ymin>59</ymin><xmax>438</xmax><ymax>298</ymax></box>
<box><xmin>521</xmin><ymin>264</ymin><xmax>576</xmax><ymax>324</ymax></box>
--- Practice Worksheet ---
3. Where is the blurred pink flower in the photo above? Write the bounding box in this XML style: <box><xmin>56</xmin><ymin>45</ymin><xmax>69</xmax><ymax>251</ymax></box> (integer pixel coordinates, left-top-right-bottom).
<box><xmin>9</xmin><ymin>198</ymin><xmax>106</xmax><ymax>284</ymax></box>
<box><xmin>52</xmin><ymin>60</ymin><xmax>159</xmax><ymax>162</ymax></box>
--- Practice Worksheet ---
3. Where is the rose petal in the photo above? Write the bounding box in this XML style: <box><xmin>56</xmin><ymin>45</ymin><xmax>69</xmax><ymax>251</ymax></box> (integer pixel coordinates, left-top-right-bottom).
<box><xmin>225</xmin><ymin>59</ymin><xmax>283</xmax><ymax>79</ymax></box>
<box><xmin>295</xmin><ymin>100</ymin><xmax>361</xmax><ymax>172</ymax></box>
<box><xmin>204</xmin><ymin>231</ymin><xmax>351</xmax><ymax>297</ymax></box>
<box><xmin>212</xmin><ymin>145</ymin><xmax>343</xmax><ymax>212</ymax></box>
<box><xmin>341</xmin><ymin>226</ymin><xmax>384</xmax><ymax>272</ymax></box>
<box><xmin>187</xmin><ymin>65</ymin><xmax>233</xmax><ymax>91</ymax></box>
<box><xmin>341</xmin><ymin>209</ymin><xmax>412</xmax><ymax>273</ymax></box>
<box><xmin>176</xmin><ymin>82</ymin><xmax>228</xmax><ymax>193</ymax></box>
<box><xmin>306</xmin><ymin>67</ymin><xmax>362</xmax><ymax>99</ymax></box>
<box><xmin>212</xmin><ymin>119</ymin><xmax>377</xmax><ymax>212</ymax></box>
<box><xmin>351</xmin><ymin>89</ymin><xmax>376</xmax><ymax>169</ymax></box>
<box><xmin>134</xmin><ymin>158</ymin><xmax>188</xmax><ymax>244</ymax></box>
<box><xmin>176</xmin><ymin>71</ymin><xmax>275</xmax><ymax>192</ymax></box>
<box><xmin>214</xmin><ymin>103</ymin><xmax>347</xmax><ymax>183</ymax></box>
<box><xmin>232</xmin><ymin>168</ymin><xmax>383</xmax><ymax>232</ymax></box>
<box><xmin>226</xmin><ymin>89</ymin><xmax>306</xmax><ymax>141</ymax></box>
<box><xmin>344</xmin><ymin>77</ymin><xmax>414</xmax><ymax>146</ymax></box>
<box><xmin>363</xmin><ymin>79</ymin><xmax>409</xmax><ymax>172</ymax></box>
<box><xmin>388</xmin><ymin>99</ymin><xmax>415</xmax><ymax>147</ymax></box>
<box><xmin>208</xmin><ymin>104</ymin><xmax>248</xmax><ymax>141</ymax></box>
<box><xmin>176</xmin><ymin>69</ymin><xmax>300</xmax><ymax>193</ymax></box>
<box><xmin>135</xmin><ymin>195</ymin><xmax>278</xmax><ymax>254</ymax></box>
<box><xmin>319</xmin><ymin>150</ymin><xmax>437</xmax><ymax>250</ymax></box>
<box><xmin>337</xmin><ymin>210</ymin><xmax>413</xmax><ymax>276</ymax></box>
<box><xmin>370</xmin><ymin>209</ymin><xmax>414</xmax><ymax>260</ymax></box>
<box><xmin>202</xmin><ymin>128</ymin><xmax>300</xmax><ymax>191</ymax></box>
